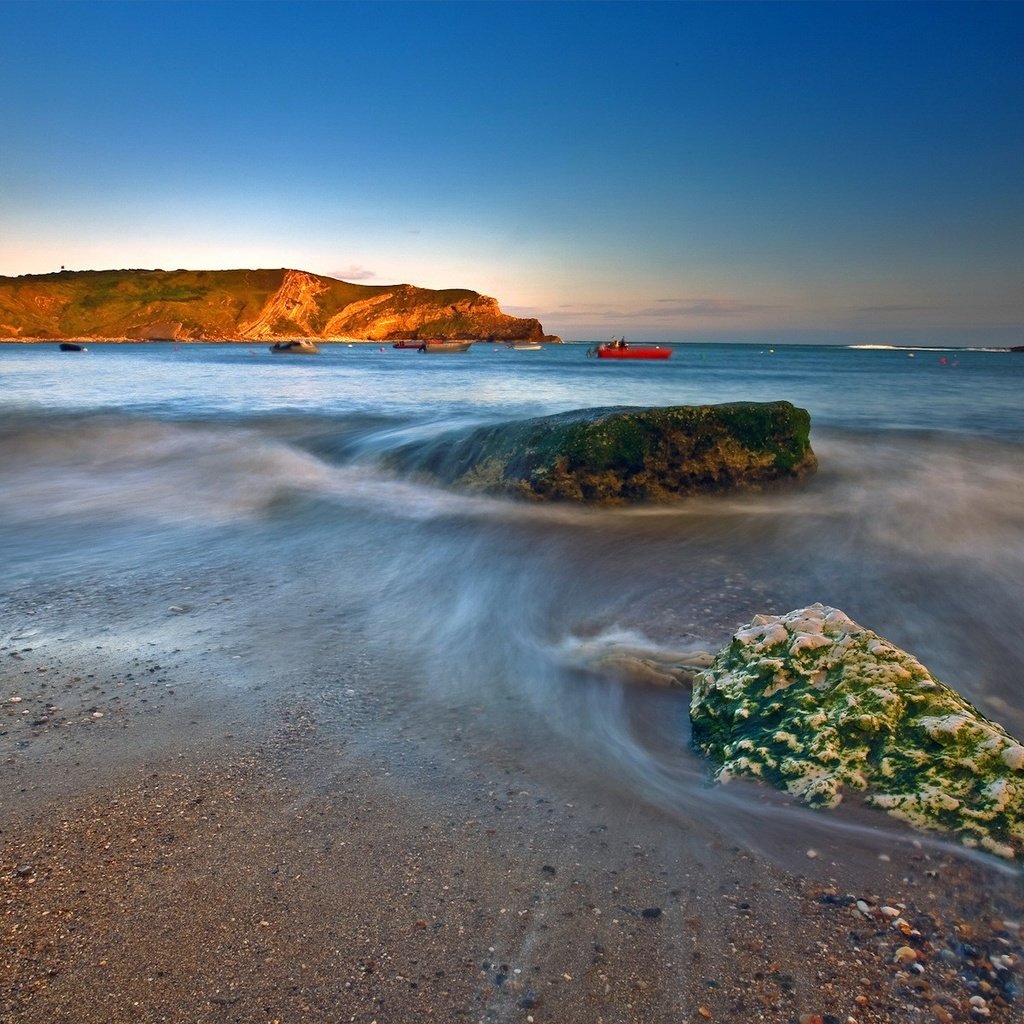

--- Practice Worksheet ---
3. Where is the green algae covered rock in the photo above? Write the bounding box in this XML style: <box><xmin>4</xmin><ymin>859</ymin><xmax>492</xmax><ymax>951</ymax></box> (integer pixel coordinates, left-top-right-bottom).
<box><xmin>690</xmin><ymin>604</ymin><xmax>1024</xmax><ymax>859</ymax></box>
<box><xmin>389</xmin><ymin>401</ymin><xmax>816</xmax><ymax>503</ymax></box>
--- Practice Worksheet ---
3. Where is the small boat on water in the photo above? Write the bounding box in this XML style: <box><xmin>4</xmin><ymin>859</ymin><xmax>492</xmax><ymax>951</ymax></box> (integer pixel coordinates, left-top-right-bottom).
<box><xmin>59</xmin><ymin>342</ymin><xmax>87</xmax><ymax>352</ymax></box>
<box><xmin>269</xmin><ymin>340</ymin><xmax>319</xmax><ymax>354</ymax></box>
<box><xmin>392</xmin><ymin>340</ymin><xmax>423</xmax><ymax>349</ymax></box>
<box><xmin>418</xmin><ymin>340</ymin><xmax>474</xmax><ymax>354</ymax></box>
<box><xmin>587</xmin><ymin>338</ymin><xmax>671</xmax><ymax>360</ymax></box>
<box><xmin>508</xmin><ymin>341</ymin><xmax>543</xmax><ymax>351</ymax></box>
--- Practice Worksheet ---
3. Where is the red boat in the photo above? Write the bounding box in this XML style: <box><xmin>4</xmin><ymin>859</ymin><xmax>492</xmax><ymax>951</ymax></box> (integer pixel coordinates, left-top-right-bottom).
<box><xmin>588</xmin><ymin>338</ymin><xmax>672</xmax><ymax>360</ymax></box>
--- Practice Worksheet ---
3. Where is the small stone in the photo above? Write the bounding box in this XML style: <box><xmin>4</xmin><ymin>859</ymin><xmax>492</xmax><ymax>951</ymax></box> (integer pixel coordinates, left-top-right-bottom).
<box><xmin>806</xmin><ymin>848</ymin><xmax>819</xmax><ymax>858</ymax></box>
<box><xmin>641</xmin><ymin>907</ymin><xmax>662</xmax><ymax>919</ymax></box>
<box><xmin>14</xmin><ymin>864</ymin><xmax>33</xmax><ymax>878</ymax></box>
<box><xmin>698</xmin><ymin>1008</ymin><xmax>712</xmax><ymax>1019</ymax></box>
<box><xmin>880</xmin><ymin>906</ymin><xmax>900</xmax><ymax>918</ymax></box>
<box><xmin>894</xmin><ymin>946</ymin><xmax>918</xmax><ymax>964</ymax></box>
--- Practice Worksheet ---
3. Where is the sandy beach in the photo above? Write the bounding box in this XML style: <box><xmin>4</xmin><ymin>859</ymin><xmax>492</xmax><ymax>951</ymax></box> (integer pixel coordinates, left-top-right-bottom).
<box><xmin>3</xmin><ymin>566</ymin><xmax>1021</xmax><ymax>1024</ymax></box>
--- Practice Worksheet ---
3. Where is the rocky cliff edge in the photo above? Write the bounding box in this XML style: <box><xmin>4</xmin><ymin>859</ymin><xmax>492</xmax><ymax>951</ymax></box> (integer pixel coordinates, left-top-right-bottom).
<box><xmin>0</xmin><ymin>268</ymin><xmax>557</xmax><ymax>342</ymax></box>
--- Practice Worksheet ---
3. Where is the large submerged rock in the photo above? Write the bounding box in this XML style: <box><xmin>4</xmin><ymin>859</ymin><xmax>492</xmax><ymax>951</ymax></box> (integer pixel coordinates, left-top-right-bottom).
<box><xmin>390</xmin><ymin>401</ymin><xmax>816</xmax><ymax>503</ymax></box>
<box><xmin>690</xmin><ymin>604</ymin><xmax>1024</xmax><ymax>858</ymax></box>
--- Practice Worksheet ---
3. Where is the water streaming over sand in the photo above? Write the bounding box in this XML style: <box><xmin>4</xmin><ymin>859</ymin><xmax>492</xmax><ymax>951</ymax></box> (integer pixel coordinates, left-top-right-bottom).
<box><xmin>2</xmin><ymin>340</ymin><xmax>1023</xmax><ymax>873</ymax></box>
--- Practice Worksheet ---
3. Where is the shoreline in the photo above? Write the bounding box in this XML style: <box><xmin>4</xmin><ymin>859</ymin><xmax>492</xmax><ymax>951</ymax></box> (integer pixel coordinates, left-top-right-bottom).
<box><xmin>3</xmin><ymin>576</ymin><xmax>1022</xmax><ymax>1023</ymax></box>
<box><xmin>0</xmin><ymin>339</ymin><xmax>1016</xmax><ymax>352</ymax></box>
<box><xmin>0</xmin><ymin>338</ymin><xmax>560</xmax><ymax>346</ymax></box>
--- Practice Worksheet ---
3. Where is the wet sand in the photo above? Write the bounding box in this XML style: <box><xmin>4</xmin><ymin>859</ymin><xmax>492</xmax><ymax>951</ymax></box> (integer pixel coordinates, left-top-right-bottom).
<box><xmin>2</xmin><ymin>575</ymin><xmax>1022</xmax><ymax>1024</ymax></box>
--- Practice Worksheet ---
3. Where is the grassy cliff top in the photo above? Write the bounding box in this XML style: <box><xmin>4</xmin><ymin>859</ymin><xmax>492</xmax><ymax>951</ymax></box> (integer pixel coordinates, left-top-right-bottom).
<box><xmin>0</xmin><ymin>268</ymin><xmax>499</xmax><ymax>341</ymax></box>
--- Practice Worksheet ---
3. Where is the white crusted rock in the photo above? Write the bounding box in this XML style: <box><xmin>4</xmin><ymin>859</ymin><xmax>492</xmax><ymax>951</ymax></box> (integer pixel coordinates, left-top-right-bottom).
<box><xmin>690</xmin><ymin>604</ymin><xmax>1024</xmax><ymax>858</ymax></box>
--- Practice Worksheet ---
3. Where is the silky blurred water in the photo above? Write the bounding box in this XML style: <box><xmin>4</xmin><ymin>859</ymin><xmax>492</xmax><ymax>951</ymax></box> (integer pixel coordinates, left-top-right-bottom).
<box><xmin>2</xmin><ymin>340</ymin><xmax>1021</xmax><ymax>433</ymax></box>
<box><xmin>2</xmin><ymin>340</ymin><xmax>1023</xmax><ymax>867</ymax></box>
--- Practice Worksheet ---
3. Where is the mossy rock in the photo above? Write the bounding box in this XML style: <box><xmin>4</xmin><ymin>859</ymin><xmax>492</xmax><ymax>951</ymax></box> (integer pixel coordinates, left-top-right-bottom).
<box><xmin>389</xmin><ymin>401</ymin><xmax>816</xmax><ymax>503</ymax></box>
<box><xmin>690</xmin><ymin>604</ymin><xmax>1024</xmax><ymax>859</ymax></box>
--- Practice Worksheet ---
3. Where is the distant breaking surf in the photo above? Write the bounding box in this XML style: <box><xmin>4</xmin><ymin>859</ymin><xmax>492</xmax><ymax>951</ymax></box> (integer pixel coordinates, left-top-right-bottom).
<box><xmin>846</xmin><ymin>343</ymin><xmax>1009</xmax><ymax>352</ymax></box>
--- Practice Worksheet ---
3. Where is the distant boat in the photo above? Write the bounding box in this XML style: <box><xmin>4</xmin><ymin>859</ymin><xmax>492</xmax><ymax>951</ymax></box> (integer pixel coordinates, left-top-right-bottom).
<box><xmin>587</xmin><ymin>338</ymin><xmax>671</xmax><ymax>360</ymax></box>
<box><xmin>269</xmin><ymin>340</ymin><xmax>319</xmax><ymax>354</ymax></box>
<box><xmin>391</xmin><ymin>340</ymin><xmax>423</xmax><ymax>349</ymax></box>
<box><xmin>508</xmin><ymin>341</ymin><xmax>543</xmax><ymax>351</ymax></box>
<box><xmin>418</xmin><ymin>340</ymin><xmax>475</xmax><ymax>354</ymax></box>
<box><xmin>59</xmin><ymin>342</ymin><xmax>87</xmax><ymax>352</ymax></box>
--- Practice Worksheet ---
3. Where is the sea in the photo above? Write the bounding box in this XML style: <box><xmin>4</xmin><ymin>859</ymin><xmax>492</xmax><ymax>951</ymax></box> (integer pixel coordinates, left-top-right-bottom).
<box><xmin>2</xmin><ymin>340</ymin><xmax>1023</xmax><ymax>874</ymax></box>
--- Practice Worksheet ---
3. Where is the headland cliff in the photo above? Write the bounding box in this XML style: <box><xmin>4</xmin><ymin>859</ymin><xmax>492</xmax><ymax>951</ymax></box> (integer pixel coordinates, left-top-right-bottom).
<box><xmin>0</xmin><ymin>268</ymin><xmax>556</xmax><ymax>342</ymax></box>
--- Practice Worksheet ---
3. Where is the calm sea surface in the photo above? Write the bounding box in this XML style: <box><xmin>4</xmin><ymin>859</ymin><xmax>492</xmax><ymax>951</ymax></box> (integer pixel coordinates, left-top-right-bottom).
<box><xmin>2</xmin><ymin>340</ymin><xmax>1023</xmax><ymax>864</ymax></box>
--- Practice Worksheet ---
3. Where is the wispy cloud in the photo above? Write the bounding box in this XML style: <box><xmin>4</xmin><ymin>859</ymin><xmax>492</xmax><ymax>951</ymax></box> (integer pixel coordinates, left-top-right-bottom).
<box><xmin>639</xmin><ymin>298</ymin><xmax>787</xmax><ymax>318</ymax></box>
<box><xmin>851</xmin><ymin>304</ymin><xmax>940</xmax><ymax>313</ymax></box>
<box><xmin>549</xmin><ymin>306</ymin><xmax>632</xmax><ymax>320</ymax></box>
<box><xmin>549</xmin><ymin>298</ymin><xmax>785</xmax><ymax>320</ymax></box>
<box><xmin>331</xmin><ymin>265</ymin><xmax>376</xmax><ymax>281</ymax></box>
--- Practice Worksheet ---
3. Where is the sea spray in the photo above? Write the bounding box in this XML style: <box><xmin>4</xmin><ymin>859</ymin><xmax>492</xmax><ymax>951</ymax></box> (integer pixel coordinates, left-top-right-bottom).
<box><xmin>3</xmin><ymin>342</ymin><xmax>1024</xmax><ymax>872</ymax></box>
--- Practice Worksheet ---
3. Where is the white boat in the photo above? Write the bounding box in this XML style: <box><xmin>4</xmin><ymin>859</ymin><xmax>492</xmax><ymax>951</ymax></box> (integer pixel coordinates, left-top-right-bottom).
<box><xmin>418</xmin><ymin>340</ymin><xmax>474</xmax><ymax>354</ymax></box>
<box><xmin>270</xmin><ymin>340</ymin><xmax>319</xmax><ymax>354</ymax></box>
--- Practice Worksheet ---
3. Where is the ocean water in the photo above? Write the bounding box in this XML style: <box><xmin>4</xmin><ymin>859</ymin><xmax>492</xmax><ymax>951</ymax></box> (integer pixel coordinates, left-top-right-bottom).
<box><xmin>2</xmin><ymin>340</ymin><xmax>1023</xmax><ymax>868</ymax></box>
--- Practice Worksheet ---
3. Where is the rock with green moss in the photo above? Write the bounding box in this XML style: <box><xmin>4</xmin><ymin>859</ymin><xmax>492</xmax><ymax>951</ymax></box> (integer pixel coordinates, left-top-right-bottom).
<box><xmin>389</xmin><ymin>401</ymin><xmax>816</xmax><ymax>503</ymax></box>
<box><xmin>690</xmin><ymin>604</ymin><xmax>1024</xmax><ymax>859</ymax></box>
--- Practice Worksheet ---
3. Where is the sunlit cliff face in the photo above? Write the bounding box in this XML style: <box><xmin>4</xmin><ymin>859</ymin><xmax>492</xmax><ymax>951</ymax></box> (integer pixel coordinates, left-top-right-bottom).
<box><xmin>0</xmin><ymin>269</ymin><xmax>550</xmax><ymax>342</ymax></box>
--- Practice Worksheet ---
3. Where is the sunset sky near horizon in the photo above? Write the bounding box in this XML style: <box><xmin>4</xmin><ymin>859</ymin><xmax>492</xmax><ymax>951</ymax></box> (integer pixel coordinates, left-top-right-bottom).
<box><xmin>2</xmin><ymin>0</ymin><xmax>1022</xmax><ymax>344</ymax></box>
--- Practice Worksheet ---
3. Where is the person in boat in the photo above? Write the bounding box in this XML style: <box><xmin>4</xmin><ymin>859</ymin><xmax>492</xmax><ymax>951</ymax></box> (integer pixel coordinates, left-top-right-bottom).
<box><xmin>614</xmin><ymin>337</ymin><xmax>627</xmax><ymax>349</ymax></box>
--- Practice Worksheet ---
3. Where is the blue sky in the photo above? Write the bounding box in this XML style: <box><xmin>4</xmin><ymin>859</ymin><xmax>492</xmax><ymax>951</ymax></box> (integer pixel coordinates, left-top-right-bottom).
<box><xmin>2</xmin><ymin>1</ymin><xmax>1022</xmax><ymax>344</ymax></box>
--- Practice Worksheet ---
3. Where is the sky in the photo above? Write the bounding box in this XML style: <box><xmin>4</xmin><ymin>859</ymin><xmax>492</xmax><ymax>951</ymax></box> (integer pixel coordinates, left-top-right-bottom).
<box><xmin>2</xmin><ymin>1</ymin><xmax>1022</xmax><ymax>345</ymax></box>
